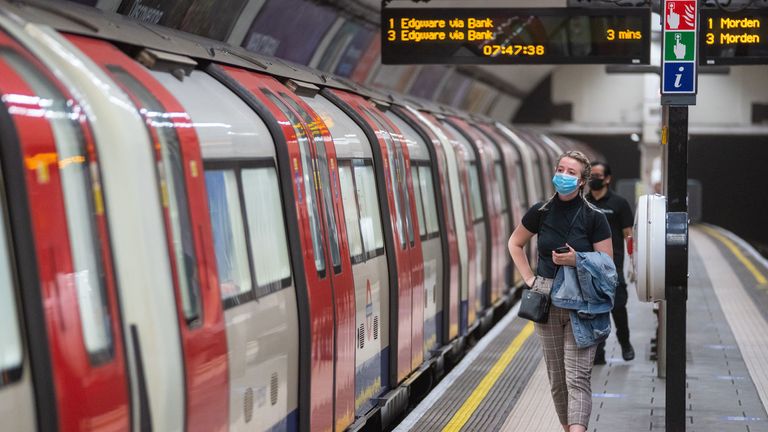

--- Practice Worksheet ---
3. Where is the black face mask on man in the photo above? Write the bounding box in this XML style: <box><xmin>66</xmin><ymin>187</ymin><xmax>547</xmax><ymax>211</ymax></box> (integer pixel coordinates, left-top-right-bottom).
<box><xmin>589</xmin><ymin>178</ymin><xmax>605</xmax><ymax>190</ymax></box>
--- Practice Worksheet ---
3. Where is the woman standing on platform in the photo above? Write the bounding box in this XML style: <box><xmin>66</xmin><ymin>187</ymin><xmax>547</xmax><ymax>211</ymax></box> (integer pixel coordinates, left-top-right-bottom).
<box><xmin>508</xmin><ymin>150</ymin><xmax>613</xmax><ymax>432</ymax></box>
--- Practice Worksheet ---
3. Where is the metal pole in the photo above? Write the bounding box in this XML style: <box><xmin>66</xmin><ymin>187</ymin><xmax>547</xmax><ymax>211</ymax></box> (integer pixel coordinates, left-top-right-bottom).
<box><xmin>664</xmin><ymin>105</ymin><xmax>689</xmax><ymax>431</ymax></box>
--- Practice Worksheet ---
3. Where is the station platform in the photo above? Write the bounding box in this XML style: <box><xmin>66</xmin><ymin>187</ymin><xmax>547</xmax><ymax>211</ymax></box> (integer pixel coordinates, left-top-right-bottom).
<box><xmin>393</xmin><ymin>225</ymin><xmax>768</xmax><ymax>432</ymax></box>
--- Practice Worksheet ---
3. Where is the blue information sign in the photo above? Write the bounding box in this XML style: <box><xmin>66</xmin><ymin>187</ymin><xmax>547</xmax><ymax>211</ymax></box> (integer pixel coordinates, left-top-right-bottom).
<box><xmin>662</xmin><ymin>62</ymin><xmax>695</xmax><ymax>93</ymax></box>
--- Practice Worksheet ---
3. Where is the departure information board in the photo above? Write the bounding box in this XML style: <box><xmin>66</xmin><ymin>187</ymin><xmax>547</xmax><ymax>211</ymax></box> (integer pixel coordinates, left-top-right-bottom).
<box><xmin>700</xmin><ymin>9</ymin><xmax>768</xmax><ymax>65</ymax></box>
<box><xmin>381</xmin><ymin>8</ymin><xmax>651</xmax><ymax>65</ymax></box>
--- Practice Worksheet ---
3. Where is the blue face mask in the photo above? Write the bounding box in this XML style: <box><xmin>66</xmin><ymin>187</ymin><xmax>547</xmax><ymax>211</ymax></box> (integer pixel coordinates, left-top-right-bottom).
<box><xmin>552</xmin><ymin>173</ymin><xmax>580</xmax><ymax>195</ymax></box>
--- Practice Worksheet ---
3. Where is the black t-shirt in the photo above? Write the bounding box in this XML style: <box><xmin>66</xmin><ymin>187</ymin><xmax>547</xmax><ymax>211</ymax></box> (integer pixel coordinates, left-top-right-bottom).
<box><xmin>522</xmin><ymin>195</ymin><xmax>611</xmax><ymax>278</ymax></box>
<box><xmin>586</xmin><ymin>189</ymin><xmax>634</xmax><ymax>269</ymax></box>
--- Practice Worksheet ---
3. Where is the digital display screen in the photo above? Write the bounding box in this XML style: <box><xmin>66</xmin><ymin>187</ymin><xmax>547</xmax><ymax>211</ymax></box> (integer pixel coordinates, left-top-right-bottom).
<box><xmin>699</xmin><ymin>9</ymin><xmax>768</xmax><ymax>65</ymax></box>
<box><xmin>381</xmin><ymin>8</ymin><xmax>651</xmax><ymax>65</ymax></box>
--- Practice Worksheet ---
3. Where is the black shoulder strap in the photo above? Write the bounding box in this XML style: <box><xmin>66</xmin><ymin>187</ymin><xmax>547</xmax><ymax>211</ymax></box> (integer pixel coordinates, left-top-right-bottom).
<box><xmin>566</xmin><ymin>205</ymin><xmax>584</xmax><ymax>240</ymax></box>
<box><xmin>539</xmin><ymin>201</ymin><xmax>583</xmax><ymax>241</ymax></box>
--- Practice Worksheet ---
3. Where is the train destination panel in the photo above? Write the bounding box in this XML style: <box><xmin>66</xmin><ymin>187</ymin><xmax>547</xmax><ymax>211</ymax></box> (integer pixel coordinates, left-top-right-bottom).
<box><xmin>381</xmin><ymin>8</ymin><xmax>651</xmax><ymax>65</ymax></box>
<box><xmin>700</xmin><ymin>9</ymin><xmax>768</xmax><ymax>65</ymax></box>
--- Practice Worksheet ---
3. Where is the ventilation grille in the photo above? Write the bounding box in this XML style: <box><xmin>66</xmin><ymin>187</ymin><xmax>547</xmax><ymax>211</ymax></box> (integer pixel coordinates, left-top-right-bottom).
<box><xmin>270</xmin><ymin>373</ymin><xmax>278</xmax><ymax>406</ymax></box>
<box><xmin>243</xmin><ymin>387</ymin><xmax>254</xmax><ymax>423</ymax></box>
<box><xmin>373</xmin><ymin>316</ymin><xmax>379</xmax><ymax>340</ymax></box>
<box><xmin>358</xmin><ymin>324</ymin><xmax>365</xmax><ymax>349</ymax></box>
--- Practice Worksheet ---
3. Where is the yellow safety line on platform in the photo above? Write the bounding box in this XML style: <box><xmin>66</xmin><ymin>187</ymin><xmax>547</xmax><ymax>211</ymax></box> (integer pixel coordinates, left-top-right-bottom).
<box><xmin>701</xmin><ymin>225</ymin><xmax>768</xmax><ymax>285</ymax></box>
<box><xmin>441</xmin><ymin>322</ymin><xmax>535</xmax><ymax>432</ymax></box>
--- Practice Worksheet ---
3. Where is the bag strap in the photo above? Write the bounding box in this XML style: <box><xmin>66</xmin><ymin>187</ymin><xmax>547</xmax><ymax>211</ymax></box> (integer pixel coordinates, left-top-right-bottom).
<box><xmin>553</xmin><ymin>204</ymin><xmax>583</xmax><ymax>279</ymax></box>
<box><xmin>540</xmin><ymin>201</ymin><xmax>584</xmax><ymax>245</ymax></box>
<box><xmin>564</xmin><ymin>205</ymin><xmax>584</xmax><ymax>244</ymax></box>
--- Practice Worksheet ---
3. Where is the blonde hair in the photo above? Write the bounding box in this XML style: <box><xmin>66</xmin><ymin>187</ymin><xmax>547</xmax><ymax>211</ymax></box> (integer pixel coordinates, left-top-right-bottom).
<box><xmin>557</xmin><ymin>150</ymin><xmax>591</xmax><ymax>186</ymax></box>
<box><xmin>539</xmin><ymin>150</ymin><xmax>596</xmax><ymax>211</ymax></box>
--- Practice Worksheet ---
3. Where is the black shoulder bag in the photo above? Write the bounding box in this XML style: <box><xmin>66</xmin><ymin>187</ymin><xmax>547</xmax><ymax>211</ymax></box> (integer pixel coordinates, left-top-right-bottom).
<box><xmin>518</xmin><ymin>204</ymin><xmax>583</xmax><ymax>323</ymax></box>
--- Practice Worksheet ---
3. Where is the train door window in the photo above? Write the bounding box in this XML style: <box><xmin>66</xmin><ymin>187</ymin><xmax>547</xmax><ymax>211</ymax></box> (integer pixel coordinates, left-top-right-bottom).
<box><xmin>399</xmin><ymin>149</ymin><xmax>416</xmax><ymax>246</ymax></box>
<box><xmin>280</xmin><ymin>94</ymin><xmax>341</xmax><ymax>272</ymax></box>
<box><xmin>353</xmin><ymin>163</ymin><xmax>385</xmax><ymax>256</ymax></box>
<box><xmin>516</xmin><ymin>164</ymin><xmax>527</xmax><ymax>206</ymax></box>
<box><xmin>439</xmin><ymin>151</ymin><xmax>456</xmax><ymax>231</ymax></box>
<box><xmin>242</xmin><ymin>167</ymin><xmax>292</xmax><ymax>295</ymax></box>
<box><xmin>495</xmin><ymin>163</ymin><xmax>508</xmax><ymax>213</ymax></box>
<box><xmin>410</xmin><ymin>167</ymin><xmax>427</xmax><ymax>238</ymax></box>
<box><xmin>107</xmin><ymin>66</ymin><xmax>201</xmax><ymax>324</ymax></box>
<box><xmin>205</xmin><ymin>170</ymin><xmax>253</xmax><ymax>302</ymax></box>
<box><xmin>417</xmin><ymin>166</ymin><xmax>440</xmax><ymax>237</ymax></box>
<box><xmin>261</xmin><ymin>89</ymin><xmax>326</xmax><ymax>276</ymax></box>
<box><xmin>1</xmin><ymin>49</ymin><xmax>114</xmax><ymax>363</ymax></box>
<box><xmin>468</xmin><ymin>164</ymin><xmax>484</xmax><ymax>223</ymax></box>
<box><xmin>362</xmin><ymin>107</ymin><xmax>409</xmax><ymax>248</ymax></box>
<box><xmin>338</xmin><ymin>163</ymin><xmax>364</xmax><ymax>261</ymax></box>
<box><xmin>506</xmin><ymin>141</ymin><xmax>528</xmax><ymax>206</ymax></box>
<box><xmin>0</xmin><ymin>178</ymin><xmax>22</xmax><ymax>387</ymax></box>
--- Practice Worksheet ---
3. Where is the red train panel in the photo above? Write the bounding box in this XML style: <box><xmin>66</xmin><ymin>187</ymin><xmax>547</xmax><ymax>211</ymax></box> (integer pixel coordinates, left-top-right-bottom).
<box><xmin>0</xmin><ymin>31</ymin><xmax>130</xmax><ymax>431</ymax></box>
<box><xmin>396</xmin><ymin>107</ymin><xmax>461</xmax><ymax>343</ymax></box>
<box><xmin>328</xmin><ymin>89</ymin><xmax>425</xmax><ymax>383</ymax></box>
<box><xmin>68</xmin><ymin>35</ymin><xmax>229</xmax><ymax>432</ymax></box>
<box><xmin>449</xmin><ymin>117</ymin><xmax>505</xmax><ymax>307</ymax></box>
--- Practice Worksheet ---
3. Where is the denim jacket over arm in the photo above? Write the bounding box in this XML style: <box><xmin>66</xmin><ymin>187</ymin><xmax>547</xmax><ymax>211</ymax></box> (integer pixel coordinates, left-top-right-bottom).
<box><xmin>550</xmin><ymin>251</ymin><xmax>618</xmax><ymax>348</ymax></box>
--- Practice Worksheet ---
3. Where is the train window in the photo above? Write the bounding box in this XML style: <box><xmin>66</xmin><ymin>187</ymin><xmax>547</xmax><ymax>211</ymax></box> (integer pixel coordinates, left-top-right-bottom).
<box><xmin>361</xmin><ymin>107</ymin><xmax>408</xmax><ymax>248</ymax></box>
<box><xmin>1</xmin><ymin>49</ymin><xmax>115</xmax><ymax>364</ymax></box>
<box><xmin>261</xmin><ymin>89</ymin><xmax>326</xmax><ymax>276</ymax></box>
<box><xmin>468</xmin><ymin>163</ymin><xmax>484</xmax><ymax>222</ymax></box>
<box><xmin>399</xmin><ymin>149</ymin><xmax>416</xmax><ymax>246</ymax></box>
<box><xmin>280</xmin><ymin>94</ymin><xmax>341</xmax><ymax>272</ymax></box>
<box><xmin>338</xmin><ymin>164</ymin><xmax>364</xmax><ymax>260</ymax></box>
<box><xmin>205</xmin><ymin>170</ymin><xmax>253</xmax><ymax>301</ymax></box>
<box><xmin>439</xmin><ymin>151</ymin><xmax>456</xmax><ymax>231</ymax></box>
<box><xmin>417</xmin><ymin>166</ymin><xmax>440</xmax><ymax>236</ymax></box>
<box><xmin>353</xmin><ymin>164</ymin><xmax>385</xmax><ymax>255</ymax></box>
<box><xmin>107</xmin><ymin>66</ymin><xmax>201</xmax><ymax>325</ymax></box>
<box><xmin>242</xmin><ymin>168</ymin><xmax>292</xmax><ymax>294</ymax></box>
<box><xmin>0</xmin><ymin>179</ymin><xmax>22</xmax><ymax>386</ymax></box>
<box><xmin>495</xmin><ymin>162</ymin><xmax>509</xmax><ymax>213</ymax></box>
<box><xmin>515</xmin><ymin>161</ymin><xmax>528</xmax><ymax>206</ymax></box>
<box><xmin>410</xmin><ymin>167</ymin><xmax>427</xmax><ymax>237</ymax></box>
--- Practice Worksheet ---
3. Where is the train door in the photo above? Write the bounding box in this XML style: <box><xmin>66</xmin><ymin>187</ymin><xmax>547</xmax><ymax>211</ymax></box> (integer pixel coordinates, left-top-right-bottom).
<box><xmin>274</xmin><ymin>88</ymin><xmax>357</xmax><ymax>431</ymax></box>
<box><xmin>155</xmin><ymin>68</ymin><xmax>302</xmax><ymax>432</ymax></box>
<box><xmin>384</xmin><ymin>110</ymin><xmax>443</xmax><ymax>357</ymax></box>
<box><xmin>419</xmin><ymin>112</ymin><xmax>471</xmax><ymax>336</ymax></box>
<box><xmin>474</xmin><ymin>123</ymin><xmax>526</xmax><ymax>290</ymax></box>
<box><xmin>402</xmin><ymin>109</ymin><xmax>461</xmax><ymax>343</ymax></box>
<box><xmin>368</xmin><ymin>104</ymin><xmax>426</xmax><ymax>374</ymax></box>
<box><xmin>437</xmin><ymin>118</ymin><xmax>480</xmax><ymax>332</ymax></box>
<box><xmin>0</xmin><ymin>29</ymin><xmax>131</xmax><ymax>430</ymax></box>
<box><xmin>300</xmin><ymin>93</ymin><xmax>391</xmax><ymax>416</ymax></box>
<box><xmin>495</xmin><ymin>124</ymin><xmax>543</xmax><ymax>266</ymax></box>
<box><xmin>447</xmin><ymin>118</ymin><xmax>503</xmax><ymax>310</ymax></box>
<box><xmin>323</xmin><ymin>89</ymin><xmax>423</xmax><ymax>385</ymax></box>
<box><xmin>69</xmin><ymin>36</ymin><xmax>229</xmax><ymax>432</ymax></box>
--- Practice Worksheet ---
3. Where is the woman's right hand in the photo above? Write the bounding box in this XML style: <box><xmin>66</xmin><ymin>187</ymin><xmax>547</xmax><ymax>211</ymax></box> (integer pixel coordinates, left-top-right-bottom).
<box><xmin>525</xmin><ymin>276</ymin><xmax>537</xmax><ymax>288</ymax></box>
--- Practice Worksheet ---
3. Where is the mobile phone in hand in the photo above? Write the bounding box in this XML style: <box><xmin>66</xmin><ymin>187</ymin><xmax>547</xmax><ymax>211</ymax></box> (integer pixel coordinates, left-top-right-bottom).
<box><xmin>554</xmin><ymin>246</ymin><xmax>570</xmax><ymax>254</ymax></box>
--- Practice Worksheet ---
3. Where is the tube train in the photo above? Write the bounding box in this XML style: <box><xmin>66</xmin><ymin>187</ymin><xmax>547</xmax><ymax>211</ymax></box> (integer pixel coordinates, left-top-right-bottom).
<box><xmin>0</xmin><ymin>2</ymin><xmax>603</xmax><ymax>431</ymax></box>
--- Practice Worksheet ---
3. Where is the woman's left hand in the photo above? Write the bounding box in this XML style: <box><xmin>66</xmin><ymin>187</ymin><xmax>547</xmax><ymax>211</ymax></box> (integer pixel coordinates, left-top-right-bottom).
<box><xmin>552</xmin><ymin>244</ymin><xmax>577</xmax><ymax>267</ymax></box>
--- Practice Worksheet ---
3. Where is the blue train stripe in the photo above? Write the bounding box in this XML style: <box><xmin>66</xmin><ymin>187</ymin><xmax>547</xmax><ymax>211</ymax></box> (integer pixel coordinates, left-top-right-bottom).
<box><xmin>266</xmin><ymin>409</ymin><xmax>298</xmax><ymax>432</ymax></box>
<box><xmin>355</xmin><ymin>347</ymin><xmax>390</xmax><ymax>415</ymax></box>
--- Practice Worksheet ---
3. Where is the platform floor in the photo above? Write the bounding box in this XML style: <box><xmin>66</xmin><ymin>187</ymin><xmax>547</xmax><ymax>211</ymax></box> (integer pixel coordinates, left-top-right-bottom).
<box><xmin>394</xmin><ymin>225</ymin><xmax>768</xmax><ymax>432</ymax></box>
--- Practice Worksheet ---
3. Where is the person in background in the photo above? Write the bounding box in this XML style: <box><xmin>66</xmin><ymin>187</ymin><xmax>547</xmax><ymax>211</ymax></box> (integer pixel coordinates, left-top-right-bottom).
<box><xmin>587</xmin><ymin>161</ymin><xmax>635</xmax><ymax>364</ymax></box>
<box><xmin>509</xmin><ymin>150</ymin><xmax>612</xmax><ymax>432</ymax></box>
